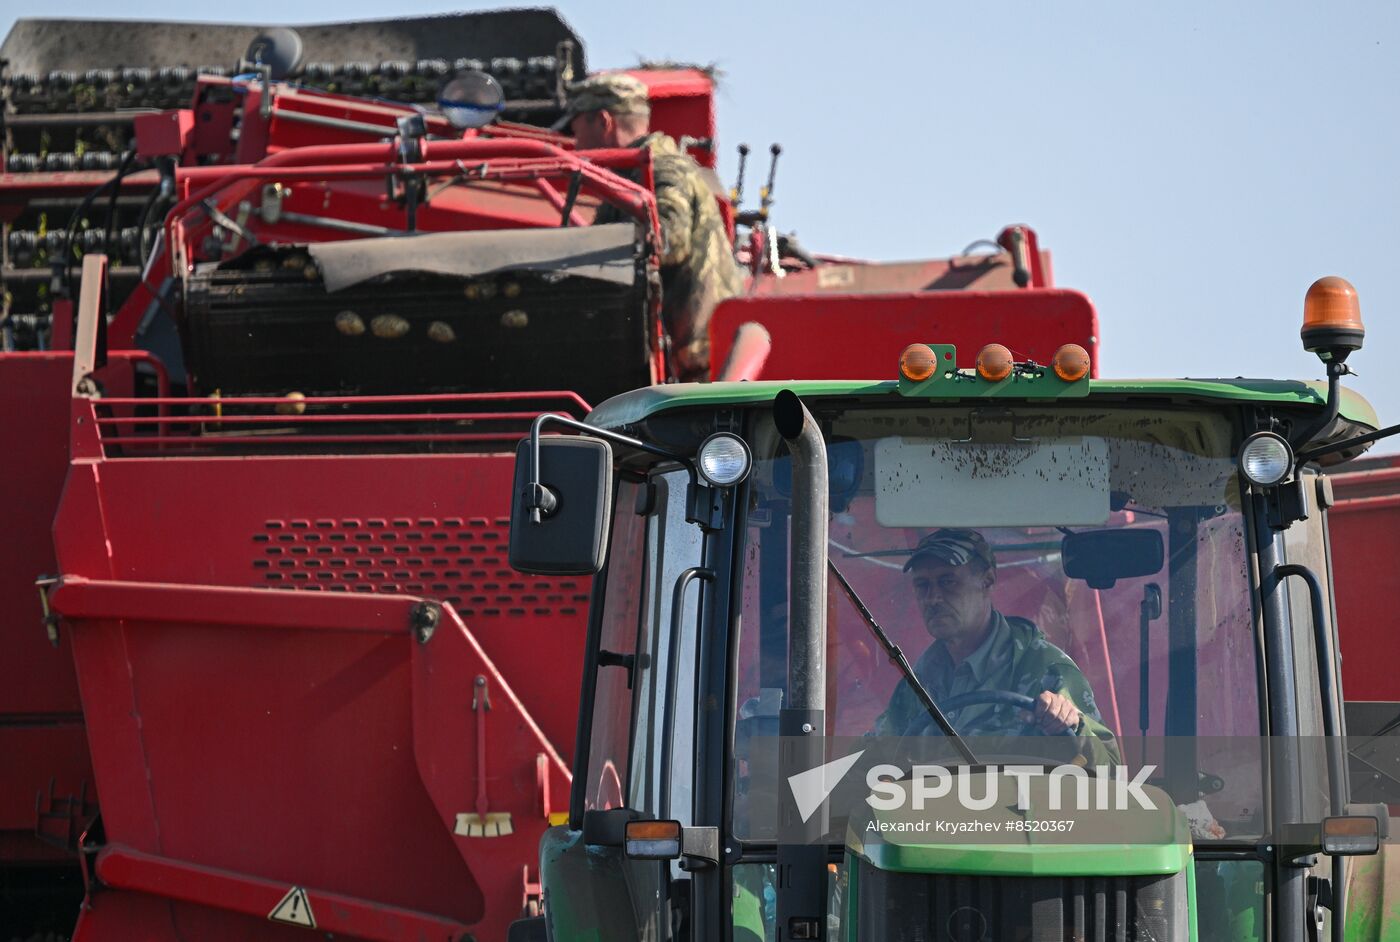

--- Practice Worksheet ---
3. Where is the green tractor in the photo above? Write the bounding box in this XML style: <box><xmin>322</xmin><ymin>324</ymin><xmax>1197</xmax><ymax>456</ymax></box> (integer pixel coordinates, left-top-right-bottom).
<box><xmin>507</xmin><ymin>277</ymin><xmax>1395</xmax><ymax>941</ymax></box>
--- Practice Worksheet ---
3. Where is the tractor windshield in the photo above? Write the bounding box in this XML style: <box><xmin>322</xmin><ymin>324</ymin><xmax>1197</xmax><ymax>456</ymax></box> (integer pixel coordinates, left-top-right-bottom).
<box><xmin>733</xmin><ymin>403</ymin><xmax>1265</xmax><ymax>843</ymax></box>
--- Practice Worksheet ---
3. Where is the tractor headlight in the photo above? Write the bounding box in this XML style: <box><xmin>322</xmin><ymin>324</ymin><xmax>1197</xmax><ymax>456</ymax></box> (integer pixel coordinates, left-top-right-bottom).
<box><xmin>697</xmin><ymin>433</ymin><xmax>752</xmax><ymax>487</ymax></box>
<box><xmin>1239</xmin><ymin>432</ymin><xmax>1294</xmax><ymax>486</ymax></box>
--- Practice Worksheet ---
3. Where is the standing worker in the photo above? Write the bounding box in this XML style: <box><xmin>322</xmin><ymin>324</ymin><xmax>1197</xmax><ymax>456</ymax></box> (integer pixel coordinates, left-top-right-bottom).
<box><xmin>560</xmin><ymin>73</ymin><xmax>743</xmax><ymax>381</ymax></box>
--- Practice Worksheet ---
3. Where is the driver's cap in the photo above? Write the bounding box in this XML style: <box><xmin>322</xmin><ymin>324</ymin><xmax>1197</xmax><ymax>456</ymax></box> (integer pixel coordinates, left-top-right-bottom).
<box><xmin>903</xmin><ymin>528</ymin><xmax>995</xmax><ymax>572</ymax></box>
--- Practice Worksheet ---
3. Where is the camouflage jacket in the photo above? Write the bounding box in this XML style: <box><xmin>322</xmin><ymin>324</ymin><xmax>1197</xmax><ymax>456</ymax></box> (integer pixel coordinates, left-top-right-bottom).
<box><xmin>872</xmin><ymin>611</ymin><xmax>1121</xmax><ymax>767</ymax></box>
<box><xmin>596</xmin><ymin>133</ymin><xmax>743</xmax><ymax>381</ymax></box>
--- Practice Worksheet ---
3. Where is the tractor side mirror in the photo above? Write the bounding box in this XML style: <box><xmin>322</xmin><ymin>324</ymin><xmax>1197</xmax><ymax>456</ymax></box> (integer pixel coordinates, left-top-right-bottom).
<box><xmin>508</xmin><ymin>436</ymin><xmax>613</xmax><ymax>575</ymax></box>
<box><xmin>1061</xmin><ymin>529</ymin><xmax>1164</xmax><ymax>590</ymax></box>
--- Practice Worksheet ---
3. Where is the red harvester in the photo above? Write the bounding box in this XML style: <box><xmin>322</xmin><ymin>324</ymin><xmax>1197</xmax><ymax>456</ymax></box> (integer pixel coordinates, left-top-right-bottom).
<box><xmin>0</xmin><ymin>11</ymin><xmax>1100</xmax><ymax>938</ymax></box>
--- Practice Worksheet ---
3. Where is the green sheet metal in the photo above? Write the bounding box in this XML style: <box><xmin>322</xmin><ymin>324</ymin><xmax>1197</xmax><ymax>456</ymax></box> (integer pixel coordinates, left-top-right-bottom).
<box><xmin>1346</xmin><ymin>844</ymin><xmax>1400</xmax><ymax>942</ymax></box>
<box><xmin>842</xmin><ymin>773</ymin><xmax>1191</xmax><ymax>878</ymax></box>
<box><xmin>847</xmin><ymin>839</ymin><xmax>1190</xmax><ymax>878</ymax></box>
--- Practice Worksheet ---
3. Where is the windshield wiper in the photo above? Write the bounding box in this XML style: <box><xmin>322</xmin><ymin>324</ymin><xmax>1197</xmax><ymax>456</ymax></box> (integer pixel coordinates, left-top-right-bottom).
<box><xmin>827</xmin><ymin>559</ymin><xmax>979</xmax><ymax>765</ymax></box>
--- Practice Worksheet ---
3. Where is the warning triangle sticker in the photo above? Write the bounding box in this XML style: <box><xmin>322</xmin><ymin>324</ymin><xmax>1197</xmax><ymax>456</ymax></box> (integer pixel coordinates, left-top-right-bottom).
<box><xmin>268</xmin><ymin>886</ymin><xmax>316</xmax><ymax>928</ymax></box>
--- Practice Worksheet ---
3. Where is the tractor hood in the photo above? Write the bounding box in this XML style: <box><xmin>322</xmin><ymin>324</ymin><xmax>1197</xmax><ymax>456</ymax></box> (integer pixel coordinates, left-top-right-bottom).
<box><xmin>841</xmin><ymin>769</ymin><xmax>1193</xmax><ymax>941</ymax></box>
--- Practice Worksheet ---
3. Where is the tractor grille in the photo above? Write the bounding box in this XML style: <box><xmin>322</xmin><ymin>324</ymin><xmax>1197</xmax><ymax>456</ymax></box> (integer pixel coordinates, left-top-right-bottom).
<box><xmin>855</xmin><ymin>862</ymin><xmax>1187</xmax><ymax>942</ymax></box>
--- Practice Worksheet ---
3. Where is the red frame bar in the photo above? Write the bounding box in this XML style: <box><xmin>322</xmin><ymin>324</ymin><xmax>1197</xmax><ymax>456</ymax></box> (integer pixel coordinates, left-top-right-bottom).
<box><xmin>163</xmin><ymin>145</ymin><xmax>659</xmax><ymax>275</ymax></box>
<box><xmin>82</xmin><ymin>390</ymin><xmax>590</xmax><ymax>453</ymax></box>
<box><xmin>95</xmin><ymin>432</ymin><xmax>539</xmax><ymax>448</ymax></box>
<box><xmin>75</xmin><ymin>384</ymin><xmax>589</xmax><ymax>462</ymax></box>
<box><xmin>92</xmin><ymin>390</ymin><xmax>591</xmax><ymax>409</ymax></box>
<box><xmin>0</xmin><ymin>171</ymin><xmax>159</xmax><ymax>217</ymax></box>
<box><xmin>49</xmin><ymin>577</ymin><xmax>421</xmax><ymax>634</ymax></box>
<box><xmin>94</xmin><ymin>410</ymin><xmax>571</xmax><ymax>426</ymax></box>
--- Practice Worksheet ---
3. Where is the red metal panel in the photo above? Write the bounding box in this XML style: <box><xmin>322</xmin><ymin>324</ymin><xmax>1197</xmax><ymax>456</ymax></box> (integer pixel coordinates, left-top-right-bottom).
<box><xmin>47</xmin><ymin>581</ymin><xmax>483</xmax><ymax>936</ymax></box>
<box><xmin>53</xmin><ymin>449</ymin><xmax>585</xmax><ymax>754</ymax></box>
<box><xmin>93</xmin><ymin>845</ymin><xmax>471</xmax><ymax>940</ymax></box>
<box><xmin>47</xmin><ymin>576</ymin><xmax>570</xmax><ymax>939</ymax></box>
<box><xmin>0</xmin><ymin>356</ymin><xmax>85</xmax><ymax>717</ymax></box>
<box><xmin>411</xmin><ymin>602</ymin><xmax>571</xmax><ymax>938</ymax></box>
<box><xmin>627</xmin><ymin>68</ymin><xmax>718</xmax><ymax>169</ymax></box>
<box><xmin>1329</xmin><ymin>457</ymin><xmax>1400</xmax><ymax>704</ymax></box>
<box><xmin>50</xmin><ymin>409</ymin><xmax>581</xmax><ymax>938</ymax></box>
<box><xmin>133</xmin><ymin>110</ymin><xmax>195</xmax><ymax>158</ymax></box>
<box><xmin>707</xmin><ymin>290</ymin><xmax>1100</xmax><ymax>381</ymax></box>
<box><xmin>0</xmin><ymin>171</ymin><xmax>159</xmax><ymax>216</ymax></box>
<box><xmin>0</xmin><ymin>353</ymin><xmax>141</xmax><ymax>861</ymax></box>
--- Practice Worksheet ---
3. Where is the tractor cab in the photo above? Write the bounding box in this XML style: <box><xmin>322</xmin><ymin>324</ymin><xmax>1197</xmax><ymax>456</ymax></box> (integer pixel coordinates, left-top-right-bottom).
<box><xmin>509</xmin><ymin>278</ymin><xmax>1392</xmax><ymax>940</ymax></box>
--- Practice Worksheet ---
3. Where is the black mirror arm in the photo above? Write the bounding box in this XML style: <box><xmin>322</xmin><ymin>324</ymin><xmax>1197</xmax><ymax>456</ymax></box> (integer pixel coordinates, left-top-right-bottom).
<box><xmin>526</xmin><ymin>413</ymin><xmax>695</xmax><ymax>523</ymax></box>
<box><xmin>1296</xmin><ymin>420</ymin><xmax>1400</xmax><ymax>466</ymax></box>
<box><xmin>1290</xmin><ymin>361</ymin><xmax>1346</xmax><ymax>452</ymax></box>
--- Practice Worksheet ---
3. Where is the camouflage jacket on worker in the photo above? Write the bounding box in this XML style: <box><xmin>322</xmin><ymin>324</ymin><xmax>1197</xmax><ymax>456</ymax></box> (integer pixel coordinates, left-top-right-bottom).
<box><xmin>596</xmin><ymin>132</ymin><xmax>744</xmax><ymax>381</ymax></box>
<box><xmin>872</xmin><ymin>610</ymin><xmax>1121</xmax><ymax>767</ymax></box>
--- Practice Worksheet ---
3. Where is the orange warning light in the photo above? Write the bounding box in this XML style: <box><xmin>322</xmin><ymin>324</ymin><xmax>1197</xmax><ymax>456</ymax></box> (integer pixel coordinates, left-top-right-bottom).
<box><xmin>627</xmin><ymin>820</ymin><xmax>682</xmax><ymax>840</ymax></box>
<box><xmin>1302</xmin><ymin>276</ymin><xmax>1364</xmax><ymax>359</ymax></box>
<box><xmin>975</xmin><ymin>344</ymin><xmax>1014</xmax><ymax>382</ymax></box>
<box><xmin>899</xmin><ymin>343</ymin><xmax>937</xmax><ymax>382</ymax></box>
<box><xmin>1051</xmin><ymin>344</ymin><xmax>1091</xmax><ymax>382</ymax></box>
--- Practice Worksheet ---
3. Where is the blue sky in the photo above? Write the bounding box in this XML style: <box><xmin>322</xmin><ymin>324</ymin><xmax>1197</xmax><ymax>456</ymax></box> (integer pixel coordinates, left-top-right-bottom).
<box><xmin>5</xmin><ymin>2</ymin><xmax>1396</xmax><ymax>451</ymax></box>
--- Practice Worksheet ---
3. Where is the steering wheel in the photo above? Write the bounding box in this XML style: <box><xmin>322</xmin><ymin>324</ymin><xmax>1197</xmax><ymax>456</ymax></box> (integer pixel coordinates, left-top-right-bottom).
<box><xmin>905</xmin><ymin>689</ymin><xmax>1076</xmax><ymax>738</ymax></box>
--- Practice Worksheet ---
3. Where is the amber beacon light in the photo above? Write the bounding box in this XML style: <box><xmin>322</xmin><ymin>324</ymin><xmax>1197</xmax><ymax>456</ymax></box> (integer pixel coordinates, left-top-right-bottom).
<box><xmin>899</xmin><ymin>343</ymin><xmax>938</xmax><ymax>382</ymax></box>
<box><xmin>1051</xmin><ymin>344</ymin><xmax>1091</xmax><ymax>382</ymax></box>
<box><xmin>1301</xmin><ymin>276</ymin><xmax>1364</xmax><ymax>363</ymax></box>
<box><xmin>975</xmin><ymin>344</ymin><xmax>1014</xmax><ymax>382</ymax></box>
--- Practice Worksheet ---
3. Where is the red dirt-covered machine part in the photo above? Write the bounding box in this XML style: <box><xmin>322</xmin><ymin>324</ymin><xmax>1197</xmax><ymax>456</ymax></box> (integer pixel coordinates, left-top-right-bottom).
<box><xmin>0</xmin><ymin>19</ymin><xmax>711</xmax><ymax>932</ymax></box>
<box><xmin>709</xmin><ymin>225</ymin><xmax>1100</xmax><ymax>382</ymax></box>
<box><xmin>2</xmin><ymin>14</ymin><xmax>1108</xmax><ymax>937</ymax></box>
<box><xmin>708</xmin><ymin>288</ymin><xmax>1099</xmax><ymax>382</ymax></box>
<box><xmin>1</xmin><ymin>91</ymin><xmax>666</xmax><ymax>923</ymax></box>
<box><xmin>49</xmin><ymin>380</ymin><xmax>579</xmax><ymax>940</ymax></box>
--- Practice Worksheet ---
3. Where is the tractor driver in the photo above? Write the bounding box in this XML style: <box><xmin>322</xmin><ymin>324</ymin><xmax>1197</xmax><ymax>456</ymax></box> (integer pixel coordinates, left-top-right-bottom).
<box><xmin>872</xmin><ymin>528</ymin><xmax>1121</xmax><ymax>765</ymax></box>
<box><xmin>560</xmin><ymin>73</ymin><xmax>744</xmax><ymax>382</ymax></box>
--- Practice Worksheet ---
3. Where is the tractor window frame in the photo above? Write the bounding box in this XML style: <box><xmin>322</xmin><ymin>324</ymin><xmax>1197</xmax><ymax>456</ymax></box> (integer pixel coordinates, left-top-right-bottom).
<box><xmin>629</xmin><ymin>467</ymin><xmax>707</xmax><ymax>822</ymax></box>
<box><xmin>568</xmin><ymin>463</ymin><xmax>714</xmax><ymax>829</ymax></box>
<box><xmin>569</xmin><ymin>473</ymin><xmax>649</xmax><ymax>827</ymax></box>
<box><xmin>722</xmin><ymin>399</ymin><xmax>1277</xmax><ymax>853</ymax></box>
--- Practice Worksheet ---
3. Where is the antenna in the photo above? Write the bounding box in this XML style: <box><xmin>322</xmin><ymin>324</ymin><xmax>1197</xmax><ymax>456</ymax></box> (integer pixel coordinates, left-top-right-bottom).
<box><xmin>759</xmin><ymin>143</ymin><xmax>781</xmax><ymax>220</ymax></box>
<box><xmin>729</xmin><ymin>143</ymin><xmax>750</xmax><ymax>209</ymax></box>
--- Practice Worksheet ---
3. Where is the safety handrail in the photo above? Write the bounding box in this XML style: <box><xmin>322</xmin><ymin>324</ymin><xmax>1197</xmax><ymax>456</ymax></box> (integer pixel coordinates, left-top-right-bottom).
<box><xmin>79</xmin><ymin>390</ymin><xmax>592</xmax><ymax>457</ymax></box>
<box><xmin>90</xmin><ymin>390</ymin><xmax>592</xmax><ymax>409</ymax></box>
<box><xmin>164</xmin><ymin>150</ymin><xmax>659</xmax><ymax>275</ymax></box>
